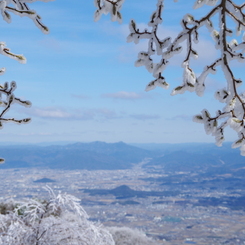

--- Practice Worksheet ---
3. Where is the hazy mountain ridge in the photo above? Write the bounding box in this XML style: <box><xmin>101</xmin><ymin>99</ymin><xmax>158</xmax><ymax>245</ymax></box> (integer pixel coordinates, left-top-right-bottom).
<box><xmin>145</xmin><ymin>144</ymin><xmax>245</xmax><ymax>174</ymax></box>
<box><xmin>0</xmin><ymin>141</ymin><xmax>244</xmax><ymax>173</ymax></box>
<box><xmin>0</xmin><ymin>141</ymin><xmax>154</xmax><ymax>170</ymax></box>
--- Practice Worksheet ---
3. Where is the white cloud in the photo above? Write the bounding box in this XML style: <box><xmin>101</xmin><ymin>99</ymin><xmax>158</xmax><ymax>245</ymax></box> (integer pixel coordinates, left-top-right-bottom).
<box><xmin>130</xmin><ymin>113</ymin><xmax>161</xmax><ymax>121</ymax></box>
<box><xmin>24</xmin><ymin>107</ymin><xmax>118</xmax><ymax>121</ymax></box>
<box><xmin>28</xmin><ymin>107</ymin><xmax>71</xmax><ymax>119</ymax></box>
<box><xmin>102</xmin><ymin>91</ymin><xmax>151</xmax><ymax>100</ymax></box>
<box><xmin>167</xmin><ymin>114</ymin><xmax>192</xmax><ymax>121</ymax></box>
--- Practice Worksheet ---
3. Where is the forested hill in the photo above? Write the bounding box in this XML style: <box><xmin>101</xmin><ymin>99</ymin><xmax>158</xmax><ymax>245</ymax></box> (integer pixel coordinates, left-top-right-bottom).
<box><xmin>0</xmin><ymin>141</ymin><xmax>154</xmax><ymax>170</ymax></box>
<box><xmin>139</xmin><ymin>142</ymin><xmax>245</xmax><ymax>175</ymax></box>
<box><xmin>0</xmin><ymin>141</ymin><xmax>244</xmax><ymax>172</ymax></box>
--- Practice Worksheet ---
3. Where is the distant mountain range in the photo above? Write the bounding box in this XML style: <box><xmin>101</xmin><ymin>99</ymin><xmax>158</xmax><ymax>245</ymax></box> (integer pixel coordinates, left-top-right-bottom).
<box><xmin>0</xmin><ymin>141</ymin><xmax>244</xmax><ymax>172</ymax></box>
<box><xmin>0</xmin><ymin>141</ymin><xmax>154</xmax><ymax>170</ymax></box>
<box><xmin>144</xmin><ymin>142</ymin><xmax>245</xmax><ymax>175</ymax></box>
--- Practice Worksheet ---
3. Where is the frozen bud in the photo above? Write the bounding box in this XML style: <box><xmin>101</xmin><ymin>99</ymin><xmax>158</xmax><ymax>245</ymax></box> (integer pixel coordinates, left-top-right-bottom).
<box><xmin>225</xmin><ymin>97</ymin><xmax>236</xmax><ymax>111</ymax></box>
<box><xmin>0</xmin><ymin>0</ymin><xmax>6</xmax><ymax>10</ymax></box>
<box><xmin>0</xmin><ymin>42</ymin><xmax>5</xmax><ymax>48</ymax></box>
<box><xmin>232</xmin><ymin>137</ymin><xmax>244</xmax><ymax>149</ymax></box>
<box><xmin>236</xmin><ymin>25</ymin><xmax>242</xmax><ymax>36</ymax></box>
<box><xmin>0</xmin><ymin>67</ymin><xmax>5</xmax><ymax>75</ymax></box>
<box><xmin>39</xmin><ymin>24</ymin><xmax>49</xmax><ymax>34</ymax></box>
<box><xmin>191</xmin><ymin>50</ymin><xmax>198</xmax><ymax>59</ymax></box>
<box><xmin>24</xmin><ymin>100</ymin><xmax>32</xmax><ymax>107</ymax></box>
<box><xmin>27</xmin><ymin>10</ymin><xmax>36</xmax><ymax>15</ymax></box>
<box><xmin>2</xmin><ymin>10</ymin><xmax>11</xmax><ymax>23</ymax></box>
<box><xmin>212</xmin><ymin>30</ymin><xmax>220</xmax><ymax>41</ymax></box>
<box><xmin>117</xmin><ymin>11</ymin><xmax>122</xmax><ymax>23</ymax></box>
<box><xmin>215</xmin><ymin>132</ymin><xmax>224</xmax><ymax>147</ymax></box>
<box><xmin>1</xmin><ymin>47</ymin><xmax>27</xmax><ymax>64</ymax></box>
<box><xmin>3</xmin><ymin>82</ymin><xmax>8</xmax><ymax>90</ymax></box>
<box><xmin>182</xmin><ymin>63</ymin><xmax>196</xmax><ymax>92</ymax></box>
<box><xmin>193</xmin><ymin>114</ymin><xmax>204</xmax><ymax>123</ymax></box>
<box><xmin>193</xmin><ymin>0</ymin><xmax>206</xmax><ymax>9</ymax></box>
<box><xmin>184</xmin><ymin>14</ymin><xmax>195</xmax><ymax>24</ymax></box>
<box><xmin>145</xmin><ymin>80</ymin><xmax>157</xmax><ymax>92</ymax></box>
<box><xmin>229</xmin><ymin>39</ymin><xmax>238</xmax><ymax>48</ymax></box>
<box><xmin>235</xmin><ymin>79</ymin><xmax>242</xmax><ymax>88</ymax></box>
<box><xmin>10</xmin><ymin>81</ymin><xmax>16</xmax><ymax>89</ymax></box>
<box><xmin>129</xmin><ymin>19</ymin><xmax>136</xmax><ymax>31</ymax></box>
<box><xmin>94</xmin><ymin>0</ymin><xmax>100</xmax><ymax>8</ymax></box>
<box><xmin>112</xmin><ymin>4</ymin><xmax>116</xmax><ymax>16</ymax></box>
<box><xmin>157</xmin><ymin>76</ymin><xmax>169</xmax><ymax>90</ymax></box>
<box><xmin>22</xmin><ymin>118</ymin><xmax>31</xmax><ymax>123</ymax></box>
<box><xmin>206</xmin><ymin>0</ymin><xmax>219</xmax><ymax>6</ymax></box>
<box><xmin>202</xmin><ymin>109</ymin><xmax>211</xmax><ymax>120</ymax></box>
<box><xmin>205</xmin><ymin>19</ymin><xmax>213</xmax><ymax>29</ymax></box>
<box><xmin>228</xmin><ymin>117</ymin><xmax>243</xmax><ymax>132</ymax></box>
<box><xmin>154</xmin><ymin>59</ymin><xmax>169</xmax><ymax>74</ymax></box>
<box><xmin>171</xmin><ymin>85</ymin><xmax>185</xmax><ymax>95</ymax></box>
<box><xmin>135</xmin><ymin>59</ymin><xmax>145</xmax><ymax>67</ymax></box>
<box><xmin>145</xmin><ymin>75</ymin><xmax>169</xmax><ymax>91</ymax></box>
<box><xmin>215</xmin><ymin>88</ymin><xmax>229</xmax><ymax>102</ymax></box>
<box><xmin>204</xmin><ymin>120</ymin><xmax>215</xmax><ymax>135</ymax></box>
<box><xmin>15</xmin><ymin>54</ymin><xmax>27</xmax><ymax>64</ymax></box>
<box><xmin>0</xmin><ymin>158</ymin><xmax>4</xmax><ymax>164</ymax></box>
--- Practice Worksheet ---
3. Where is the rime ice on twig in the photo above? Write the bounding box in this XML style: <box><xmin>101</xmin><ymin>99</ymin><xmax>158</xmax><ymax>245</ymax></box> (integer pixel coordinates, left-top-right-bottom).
<box><xmin>0</xmin><ymin>0</ymin><xmax>54</xmax><ymax>34</ymax></box>
<box><xmin>94</xmin><ymin>0</ymin><xmax>124</xmax><ymax>23</ymax></box>
<box><xmin>0</xmin><ymin>79</ymin><xmax>31</xmax><ymax>128</ymax></box>
<box><xmin>94</xmin><ymin>0</ymin><xmax>245</xmax><ymax>155</ymax></box>
<box><xmin>0</xmin><ymin>77</ymin><xmax>32</xmax><ymax>164</ymax></box>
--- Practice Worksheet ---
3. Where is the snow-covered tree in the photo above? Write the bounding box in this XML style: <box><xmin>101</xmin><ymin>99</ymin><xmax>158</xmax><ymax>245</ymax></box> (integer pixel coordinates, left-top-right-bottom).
<box><xmin>107</xmin><ymin>226</ymin><xmax>156</xmax><ymax>245</ymax></box>
<box><xmin>0</xmin><ymin>187</ymin><xmax>115</xmax><ymax>245</ymax></box>
<box><xmin>0</xmin><ymin>0</ymin><xmax>53</xmax><ymax>163</ymax></box>
<box><xmin>0</xmin><ymin>188</ymin><xmax>158</xmax><ymax>245</ymax></box>
<box><xmin>94</xmin><ymin>0</ymin><xmax>245</xmax><ymax>155</ymax></box>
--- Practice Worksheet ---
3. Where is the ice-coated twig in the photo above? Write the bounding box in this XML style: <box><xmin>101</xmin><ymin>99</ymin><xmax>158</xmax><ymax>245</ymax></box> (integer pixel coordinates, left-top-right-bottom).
<box><xmin>0</xmin><ymin>0</ymin><xmax>54</xmax><ymax>34</ymax></box>
<box><xmin>192</xmin><ymin>0</ymin><xmax>245</xmax><ymax>155</ymax></box>
<box><xmin>0</xmin><ymin>77</ymin><xmax>31</xmax><ymax>163</ymax></box>
<box><xmin>94</xmin><ymin>0</ymin><xmax>124</xmax><ymax>23</ymax></box>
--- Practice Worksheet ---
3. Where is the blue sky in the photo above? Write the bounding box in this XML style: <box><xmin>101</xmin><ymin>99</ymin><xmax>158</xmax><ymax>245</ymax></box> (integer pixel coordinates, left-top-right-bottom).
<box><xmin>0</xmin><ymin>0</ymin><xmax>242</xmax><ymax>144</ymax></box>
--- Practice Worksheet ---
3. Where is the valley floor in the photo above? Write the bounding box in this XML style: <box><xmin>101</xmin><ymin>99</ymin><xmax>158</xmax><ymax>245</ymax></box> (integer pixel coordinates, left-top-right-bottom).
<box><xmin>0</xmin><ymin>164</ymin><xmax>245</xmax><ymax>245</ymax></box>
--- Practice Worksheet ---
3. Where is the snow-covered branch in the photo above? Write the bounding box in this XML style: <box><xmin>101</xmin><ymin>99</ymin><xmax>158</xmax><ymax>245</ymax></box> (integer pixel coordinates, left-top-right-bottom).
<box><xmin>0</xmin><ymin>0</ymin><xmax>52</xmax><ymax>162</ymax></box>
<box><xmin>0</xmin><ymin>0</ymin><xmax>54</xmax><ymax>34</ymax></box>
<box><xmin>94</xmin><ymin>0</ymin><xmax>124</xmax><ymax>23</ymax></box>
<box><xmin>94</xmin><ymin>0</ymin><xmax>245</xmax><ymax>155</ymax></box>
<box><xmin>0</xmin><ymin>77</ymin><xmax>31</xmax><ymax>163</ymax></box>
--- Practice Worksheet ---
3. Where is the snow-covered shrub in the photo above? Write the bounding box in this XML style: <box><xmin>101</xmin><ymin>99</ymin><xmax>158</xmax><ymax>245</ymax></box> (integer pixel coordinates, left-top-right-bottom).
<box><xmin>107</xmin><ymin>226</ymin><xmax>156</xmax><ymax>245</ymax></box>
<box><xmin>0</xmin><ymin>187</ymin><xmax>114</xmax><ymax>245</ymax></box>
